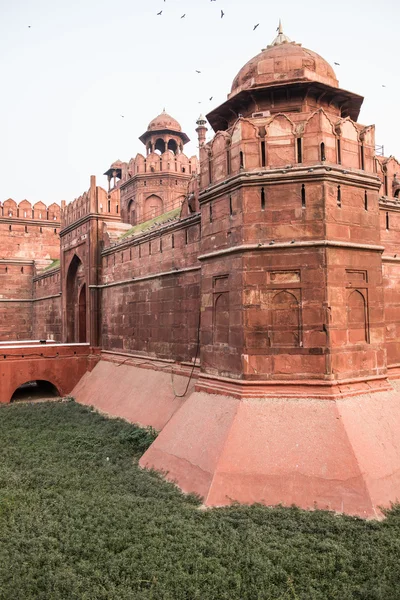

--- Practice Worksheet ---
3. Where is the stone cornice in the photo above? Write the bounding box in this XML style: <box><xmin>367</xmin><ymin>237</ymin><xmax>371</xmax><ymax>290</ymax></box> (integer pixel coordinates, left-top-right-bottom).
<box><xmin>199</xmin><ymin>165</ymin><xmax>382</xmax><ymax>203</ymax></box>
<box><xmin>0</xmin><ymin>293</ymin><xmax>62</xmax><ymax>303</ymax></box>
<box><xmin>60</xmin><ymin>213</ymin><xmax>121</xmax><ymax>236</ymax></box>
<box><xmin>33</xmin><ymin>267</ymin><xmax>61</xmax><ymax>282</ymax></box>
<box><xmin>198</xmin><ymin>240</ymin><xmax>385</xmax><ymax>261</ymax></box>
<box><xmin>0</xmin><ymin>217</ymin><xmax>60</xmax><ymax>227</ymax></box>
<box><xmin>0</xmin><ymin>259</ymin><xmax>34</xmax><ymax>265</ymax></box>
<box><xmin>91</xmin><ymin>265</ymin><xmax>201</xmax><ymax>290</ymax></box>
<box><xmin>101</xmin><ymin>213</ymin><xmax>201</xmax><ymax>256</ymax></box>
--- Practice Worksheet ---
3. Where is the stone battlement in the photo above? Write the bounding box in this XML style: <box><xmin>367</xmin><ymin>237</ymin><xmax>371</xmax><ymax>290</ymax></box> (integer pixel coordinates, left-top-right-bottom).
<box><xmin>0</xmin><ymin>199</ymin><xmax>61</xmax><ymax>222</ymax></box>
<box><xmin>61</xmin><ymin>176</ymin><xmax>120</xmax><ymax>229</ymax></box>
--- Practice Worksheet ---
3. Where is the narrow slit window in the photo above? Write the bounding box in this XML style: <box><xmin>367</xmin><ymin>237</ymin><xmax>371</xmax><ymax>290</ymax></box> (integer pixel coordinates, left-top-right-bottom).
<box><xmin>384</xmin><ymin>175</ymin><xmax>388</xmax><ymax>196</ymax></box>
<box><xmin>386</xmin><ymin>211</ymin><xmax>390</xmax><ymax>230</ymax></box>
<box><xmin>364</xmin><ymin>190</ymin><xmax>368</xmax><ymax>211</ymax></box>
<box><xmin>337</xmin><ymin>185</ymin><xmax>342</xmax><ymax>207</ymax></box>
<box><xmin>301</xmin><ymin>184</ymin><xmax>306</xmax><ymax>208</ymax></box>
<box><xmin>116</xmin><ymin>205</ymin><xmax>119</xmax><ymax>214</ymax></box>
<box><xmin>208</xmin><ymin>157</ymin><xmax>212</xmax><ymax>184</ymax></box>
<box><xmin>360</xmin><ymin>144</ymin><xmax>365</xmax><ymax>170</ymax></box>
<box><xmin>261</xmin><ymin>187</ymin><xmax>266</xmax><ymax>211</ymax></box>
<box><xmin>297</xmin><ymin>138</ymin><xmax>302</xmax><ymax>163</ymax></box>
<box><xmin>160</xmin><ymin>237</ymin><xmax>163</xmax><ymax>253</ymax></box>
<box><xmin>240</xmin><ymin>151</ymin><xmax>244</xmax><ymax>169</ymax></box>
<box><xmin>185</xmin><ymin>229</ymin><xmax>188</xmax><ymax>245</ymax></box>
<box><xmin>139</xmin><ymin>245</ymin><xmax>142</xmax><ymax>258</ymax></box>
<box><xmin>229</xmin><ymin>196</ymin><xmax>233</xmax><ymax>216</ymax></box>
<box><xmin>25</xmin><ymin>225</ymin><xmax>28</xmax><ymax>233</ymax></box>
<box><xmin>261</xmin><ymin>141</ymin><xmax>266</xmax><ymax>167</ymax></box>
<box><xmin>209</xmin><ymin>203</ymin><xmax>213</xmax><ymax>223</ymax></box>
<box><xmin>149</xmin><ymin>241</ymin><xmax>151</xmax><ymax>255</ymax></box>
<box><xmin>108</xmin><ymin>200</ymin><xmax>111</xmax><ymax>212</ymax></box>
<box><xmin>226</xmin><ymin>149</ymin><xmax>231</xmax><ymax>175</ymax></box>
<box><xmin>337</xmin><ymin>138</ymin><xmax>342</xmax><ymax>164</ymax></box>
<box><xmin>172</xmin><ymin>234</ymin><xmax>175</xmax><ymax>249</ymax></box>
<box><xmin>320</xmin><ymin>142</ymin><xmax>326</xmax><ymax>162</ymax></box>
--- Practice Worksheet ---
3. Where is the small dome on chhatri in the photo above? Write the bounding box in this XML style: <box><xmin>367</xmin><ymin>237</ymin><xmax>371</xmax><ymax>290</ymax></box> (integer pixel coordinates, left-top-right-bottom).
<box><xmin>230</xmin><ymin>21</ymin><xmax>338</xmax><ymax>97</ymax></box>
<box><xmin>147</xmin><ymin>109</ymin><xmax>182</xmax><ymax>133</ymax></box>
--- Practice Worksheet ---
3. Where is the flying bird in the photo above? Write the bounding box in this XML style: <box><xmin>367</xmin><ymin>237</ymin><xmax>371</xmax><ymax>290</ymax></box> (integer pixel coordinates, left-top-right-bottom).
<box><xmin>28</xmin><ymin>25</ymin><xmax>31</xmax><ymax>28</ymax></box>
<box><xmin>181</xmin><ymin>14</ymin><xmax>186</xmax><ymax>18</ymax></box>
<box><xmin>209</xmin><ymin>96</ymin><xmax>213</xmax><ymax>101</ymax></box>
<box><xmin>334</xmin><ymin>62</ymin><xmax>340</xmax><ymax>65</ymax></box>
<box><xmin>253</xmin><ymin>23</ymin><xmax>259</xmax><ymax>30</ymax></box>
<box><xmin>221</xmin><ymin>9</ymin><xmax>225</xmax><ymax>18</ymax></box>
<box><xmin>382</xmin><ymin>85</ymin><xmax>386</xmax><ymax>88</ymax></box>
<box><xmin>121</xmin><ymin>115</ymin><xmax>125</xmax><ymax>118</ymax></box>
<box><xmin>157</xmin><ymin>10</ymin><xmax>162</xmax><ymax>15</ymax></box>
<box><xmin>195</xmin><ymin>70</ymin><xmax>201</xmax><ymax>73</ymax></box>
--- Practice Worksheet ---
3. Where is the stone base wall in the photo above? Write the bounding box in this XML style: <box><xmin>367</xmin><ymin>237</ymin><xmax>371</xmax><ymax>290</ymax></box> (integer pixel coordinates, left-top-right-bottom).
<box><xmin>33</xmin><ymin>268</ymin><xmax>62</xmax><ymax>341</ymax></box>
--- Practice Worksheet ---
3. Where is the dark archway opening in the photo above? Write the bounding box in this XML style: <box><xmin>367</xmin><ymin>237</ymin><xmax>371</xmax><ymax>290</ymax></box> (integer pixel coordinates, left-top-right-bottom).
<box><xmin>78</xmin><ymin>284</ymin><xmax>87</xmax><ymax>343</ymax></box>
<box><xmin>154</xmin><ymin>138</ymin><xmax>165</xmax><ymax>154</ymax></box>
<box><xmin>11</xmin><ymin>380</ymin><xmax>60</xmax><ymax>402</ymax></box>
<box><xmin>66</xmin><ymin>254</ymin><xmax>86</xmax><ymax>343</ymax></box>
<box><xmin>168</xmin><ymin>139</ymin><xmax>178</xmax><ymax>155</ymax></box>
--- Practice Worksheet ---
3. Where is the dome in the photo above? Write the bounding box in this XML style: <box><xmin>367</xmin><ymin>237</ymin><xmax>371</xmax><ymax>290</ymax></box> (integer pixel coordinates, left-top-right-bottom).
<box><xmin>230</xmin><ymin>25</ymin><xmax>338</xmax><ymax>98</ymax></box>
<box><xmin>147</xmin><ymin>110</ymin><xmax>182</xmax><ymax>133</ymax></box>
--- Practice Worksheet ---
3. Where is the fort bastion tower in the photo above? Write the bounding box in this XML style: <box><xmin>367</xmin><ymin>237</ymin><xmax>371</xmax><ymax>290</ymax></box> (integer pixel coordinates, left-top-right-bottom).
<box><xmin>195</xmin><ymin>24</ymin><xmax>385</xmax><ymax>397</ymax></box>
<box><xmin>141</xmin><ymin>26</ymin><xmax>400</xmax><ymax>514</ymax></box>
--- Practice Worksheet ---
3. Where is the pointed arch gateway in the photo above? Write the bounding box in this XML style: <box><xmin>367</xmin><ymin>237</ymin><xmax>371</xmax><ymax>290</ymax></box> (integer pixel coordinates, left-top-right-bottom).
<box><xmin>66</xmin><ymin>254</ymin><xmax>87</xmax><ymax>343</ymax></box>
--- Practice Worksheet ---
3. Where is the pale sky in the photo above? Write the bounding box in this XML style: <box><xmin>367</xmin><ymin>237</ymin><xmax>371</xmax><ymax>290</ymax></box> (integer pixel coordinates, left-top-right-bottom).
<box><xmin>0</xmin><ymin>0</ymin><xmax>399</xmax><ymax>206</ymax></box>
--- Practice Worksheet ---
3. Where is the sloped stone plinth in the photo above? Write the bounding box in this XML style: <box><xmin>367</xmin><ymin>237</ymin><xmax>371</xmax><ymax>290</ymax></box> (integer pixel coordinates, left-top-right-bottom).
<box><xmin>140</xmin><ymin>388</ymin><xmax>400</xmax><ymax>517</ymax></box>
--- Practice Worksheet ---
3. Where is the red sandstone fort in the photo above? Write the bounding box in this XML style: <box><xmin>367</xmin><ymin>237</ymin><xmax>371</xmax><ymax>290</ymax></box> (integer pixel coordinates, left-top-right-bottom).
<box><xmin>2</xmin><ymin>27</ymin><xmax>400</xmax><ymax>517</ymax></box>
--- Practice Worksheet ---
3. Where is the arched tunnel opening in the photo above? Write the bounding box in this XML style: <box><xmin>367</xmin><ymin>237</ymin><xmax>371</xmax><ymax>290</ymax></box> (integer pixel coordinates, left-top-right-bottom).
<box><xmin>11</xmin><ymin>380</ymin><xmax>60</xmax><ymax>403</ymax></box>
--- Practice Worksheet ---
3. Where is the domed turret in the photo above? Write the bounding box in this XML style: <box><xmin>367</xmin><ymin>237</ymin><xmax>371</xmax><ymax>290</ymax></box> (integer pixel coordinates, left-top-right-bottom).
<box><xmin>139</xmin><ymin>109</ymin><xmax>190</xmax><ymax>154</ymax></box>
<box><xmin>207</xmin><ymin>24</ymin><xmax>363</xmax><ymax>131</ymax></box>
<box><xmin>230</xmin><ymin>23</ymin><xmax>338</xmax><ymax>98</ymax></box>
<box><xmin>147</xmin><ymin>111</ymin><xmax>182</xmax><ymax>133</ymax></box>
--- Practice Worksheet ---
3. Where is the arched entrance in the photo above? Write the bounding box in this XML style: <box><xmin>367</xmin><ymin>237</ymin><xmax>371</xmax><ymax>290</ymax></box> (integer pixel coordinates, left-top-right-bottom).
<box><xmin>127</xmin><ymin>199</ymin><xmax>136</xmax><ymax>226</ymax></box>
<box><xmin>66</xmin><ymin>254</ymin><xmax>86</xmax><ymax>343</ymax></box>
<box><xmin>78</xmin><ymin>284</ymin><xmax>87</xmax><ymax>343</ymax></box>
<box><xmin>144</xmin><ymin>194</ymin><xmax>163</xmax><ymax>221</ymax></box>
<box><xmin>11</xmin><ymin>380</ymin><xmax>60</xmax><ymax>402</ymax></box>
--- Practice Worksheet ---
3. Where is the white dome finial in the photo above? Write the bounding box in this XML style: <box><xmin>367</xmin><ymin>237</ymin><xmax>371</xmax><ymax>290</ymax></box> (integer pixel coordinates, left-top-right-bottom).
<box><xmin>269</xmin><ymin>20</ymin><xmax>293</xmax><ymax>47</ymax></box>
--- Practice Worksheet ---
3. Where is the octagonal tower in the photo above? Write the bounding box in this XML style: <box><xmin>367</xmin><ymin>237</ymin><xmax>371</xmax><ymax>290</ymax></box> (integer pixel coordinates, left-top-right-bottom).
<box><xmin>195</xmin><ymin>24</ymin><xmax>384</xmax><ymax>397</ymax></box>
<box><xmin>139</xmin><ymin>26</ymin><xmax>400</xmax><ymax>516</ymax></box>
<box><xmin>106</xmin><ymin>111</ymin><xmax>198</xmax><ymax>227</ymax></box>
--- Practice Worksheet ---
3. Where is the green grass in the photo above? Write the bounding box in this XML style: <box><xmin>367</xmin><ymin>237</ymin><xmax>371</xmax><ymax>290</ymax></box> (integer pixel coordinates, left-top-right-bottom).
<box><xmin>120</xmin><ymin>208</ymin><xmax>180</xmax><ymax>239</ymax></box>
<box><xmin>1</xmin><ymin>400</ymin><xmax>400</xmax><ymax>600</ymax></box>
<box><xmin>42</xmin><ymin>258</ymin><xmax>60</xmax><ymax>272</ymax></box>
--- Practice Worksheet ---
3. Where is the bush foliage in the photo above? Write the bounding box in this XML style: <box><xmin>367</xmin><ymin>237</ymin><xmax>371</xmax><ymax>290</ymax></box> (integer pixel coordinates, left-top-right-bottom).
<box><xmin>0</xmin><ymin>400</ymin><xmax>399</xmax><ymax>599</ymax></box>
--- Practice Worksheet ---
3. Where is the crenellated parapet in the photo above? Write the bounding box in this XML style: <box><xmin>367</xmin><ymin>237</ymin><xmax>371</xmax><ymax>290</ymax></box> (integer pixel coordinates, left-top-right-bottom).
<box><xmin>199</xmin><ymin>110</ymin><xmax>377</xmax><ymax>191</ymax></box>
<box><xmin>0</xmin><ymin>199</ymin><xmax>61</xmax><ymax>222</ymax></box>
<box><xmin>61</xmin><ymin>176</ymin><xmax>121</xmax><ymax>229</ymax></box>
<box><xmin>376</xmin><ymin>156</ymin><xmax>400</xmax><ymax>200</ymax></box>
<box><xmin>125</xmin><ymin>152</ymin><xmax>198</xmax><ymax>179</ymax></box>
<box><xmin>61</xmin><ymin>190</ymin><xmax>90</xmax><ymax>228</ymax></box>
